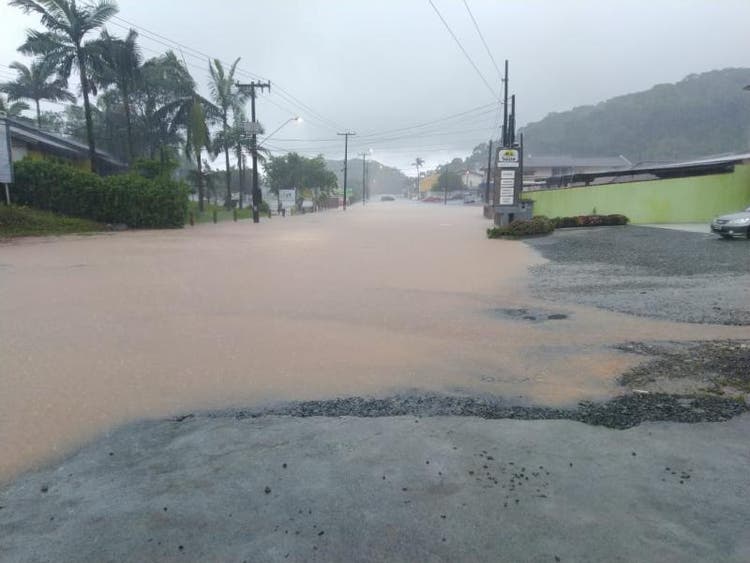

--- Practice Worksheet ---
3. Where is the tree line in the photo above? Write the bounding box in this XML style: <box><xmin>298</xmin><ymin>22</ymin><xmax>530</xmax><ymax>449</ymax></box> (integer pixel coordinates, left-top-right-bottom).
<box><xmin>1</xmin><ymin>0</ymin><xmax>340</xmax><ymax>213</ymax></box>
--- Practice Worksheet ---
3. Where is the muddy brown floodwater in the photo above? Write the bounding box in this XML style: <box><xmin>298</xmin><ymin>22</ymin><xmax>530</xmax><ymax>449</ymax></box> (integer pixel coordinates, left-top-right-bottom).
<box><xmin>0</xmin><ymin>202</ymin><xmax>747</xmax><ymax>482</ymax></box>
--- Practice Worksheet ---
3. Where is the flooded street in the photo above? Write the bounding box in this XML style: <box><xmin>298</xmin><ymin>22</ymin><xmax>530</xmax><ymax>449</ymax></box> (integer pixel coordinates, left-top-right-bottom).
<box><xmin>1</xmin><ymin>202</ymin><xmax>747</xmax><ymax>482</ymax></box>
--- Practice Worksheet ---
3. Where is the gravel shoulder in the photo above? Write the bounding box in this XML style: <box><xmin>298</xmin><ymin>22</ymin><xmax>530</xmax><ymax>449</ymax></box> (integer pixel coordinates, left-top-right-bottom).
<box><xmin>525</xmin><ymin>226</ymin><xmax>750</xmax><ymax>325</ymax></box>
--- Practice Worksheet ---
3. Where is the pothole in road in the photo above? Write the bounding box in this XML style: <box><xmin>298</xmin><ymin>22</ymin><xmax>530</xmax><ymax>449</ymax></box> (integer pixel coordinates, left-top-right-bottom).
<box><xmin>489</xmin><ymin>308</ymin><xmax>570</xmax><ymax>323</ymax></box>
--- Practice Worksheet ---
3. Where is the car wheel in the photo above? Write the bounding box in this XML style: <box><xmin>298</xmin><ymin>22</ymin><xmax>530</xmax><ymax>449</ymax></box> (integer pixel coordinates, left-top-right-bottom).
<box><xmin>720</xmin><ymin>234</ymin><xmax>733</xmax><ymax>240</ymax></box>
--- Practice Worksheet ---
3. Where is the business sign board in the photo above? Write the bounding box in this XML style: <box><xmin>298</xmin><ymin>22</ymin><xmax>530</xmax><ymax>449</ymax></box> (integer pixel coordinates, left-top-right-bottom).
<box><xmin>279</xmin><ymin>188</ymin><xmax>296</xmax><ymax>210</ymax></box>
<box><xmin>0</xmin><ymin>118</ymin><xmax>13</xmax><ymax>184</ymax></box>
<box><xmin>496</xmin><ymin>148</ymin><xmax>519</xmax><ymax>168</ymax></box>
<box><xmin>493</xmin><ymin>147</ymin><xmax>522</xmax><ymax>206</ymax></box>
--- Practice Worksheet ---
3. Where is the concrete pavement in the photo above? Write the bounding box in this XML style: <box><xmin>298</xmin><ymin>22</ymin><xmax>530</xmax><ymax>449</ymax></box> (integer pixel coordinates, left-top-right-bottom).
<box><xmin>1</xmin><ymin>413</ymin><xmax>749</xmax><ymax>562</ymax></box>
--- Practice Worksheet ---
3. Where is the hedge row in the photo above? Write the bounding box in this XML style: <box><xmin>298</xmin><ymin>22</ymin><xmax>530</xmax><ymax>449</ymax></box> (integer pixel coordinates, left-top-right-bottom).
<box><xmin>552</xmin><ymin>214</ymin><xmax>629</xmax><ymax>228</ymax></box>
<box><xmin>11</xmin><ymin>158</ymin><xmax>189</xmax><ymax>228</ymax></box>
<box><xmin>487</xmin><ymin>216</ymin><xmax>555</xmax><ymax>238</ymax></box>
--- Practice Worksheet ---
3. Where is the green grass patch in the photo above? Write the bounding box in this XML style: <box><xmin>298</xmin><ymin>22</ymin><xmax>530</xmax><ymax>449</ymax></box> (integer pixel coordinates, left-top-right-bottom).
<box><xmin>187</xmin><ymin>201</ymin><xmax>270</xmax><ymax>224</ymax></box>
<box><xmin>0</xmin><ymin>205</ymin><xmax>104</xmax><ymax>238</ymax></box>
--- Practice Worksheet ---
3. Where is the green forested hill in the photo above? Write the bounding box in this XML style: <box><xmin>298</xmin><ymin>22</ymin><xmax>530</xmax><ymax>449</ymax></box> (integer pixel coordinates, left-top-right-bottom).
<box><xmin>521</xmin><ymin>68</ymin><xmax>750</xmax><ymax>162</ymax></box>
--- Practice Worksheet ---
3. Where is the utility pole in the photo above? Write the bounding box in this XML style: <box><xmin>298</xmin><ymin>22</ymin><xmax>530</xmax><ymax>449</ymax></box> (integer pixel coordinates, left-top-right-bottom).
<box><xmin>337</xmin><ymin>131</ymin><xmax>355</xmax><ymax>210</ymax></box>
<box><xmin>358</xmin><ymin>152</ymin><xmax>368</xmax><ymax>205</ymax></box>
<box><xmin>485</xmin><ymin>139</ymin><xmax>493</xmax><ymax>204</ymax></box>
<box><xmin>509</xmin><ymin>94</ymin><xmax>516</xmax><ymax>146</ymax></box>
<box><xmin>502</xmin><ymin>59</ymin><xmax>509</xmax><ymax>147</ymax></box>
<box><xmin>236</xmin><ymin>80</ymin><xmax>271</xmax><ymax>223</ymax></box>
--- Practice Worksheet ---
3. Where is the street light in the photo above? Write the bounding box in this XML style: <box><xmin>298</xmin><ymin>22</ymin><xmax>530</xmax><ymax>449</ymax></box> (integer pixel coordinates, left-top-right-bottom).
<box><xmin>258</xmin><ymin>116</ymin><xmax>302</xmax><ymax>148</ymax></box>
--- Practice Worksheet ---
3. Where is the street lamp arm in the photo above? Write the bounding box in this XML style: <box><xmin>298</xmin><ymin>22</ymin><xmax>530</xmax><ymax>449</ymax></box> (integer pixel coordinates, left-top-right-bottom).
<box><xmin>258</xmin><ymin>117</ymin><xmax>301</xmax><ymax>148</ymax></box>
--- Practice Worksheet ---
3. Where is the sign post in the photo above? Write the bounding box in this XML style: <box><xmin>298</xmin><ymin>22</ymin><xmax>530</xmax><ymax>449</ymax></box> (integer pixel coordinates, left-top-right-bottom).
<box><xmin>492</xmin><ymin>146</ymin><xmax>527</xmax><ymax>226</ymax></box>
<box><xmin>279</xmin><ymin>188</ymin><xmax>296</xmax><ymax>212</ymax></box>
<box><xmin>0</xmin><ymin>117</ymin><xmax>13</xmax><ymax>204</ymax></box>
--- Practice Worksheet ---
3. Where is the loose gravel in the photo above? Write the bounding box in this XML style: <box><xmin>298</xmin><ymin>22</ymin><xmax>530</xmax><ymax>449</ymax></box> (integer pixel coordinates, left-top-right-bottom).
<box><xmin>618</xmin><ymin>340</ymin><xmax>750</xmax><ymax>394</ymax></box>
<box><xmin>525</xmin><ymin>226</ymin><xmax>750</xmax><ymax>325</ymax></box>
<box><xmin>203</xmin><ymin>391</ymin><xmax>747</xmax><ymax>430</ymax></box>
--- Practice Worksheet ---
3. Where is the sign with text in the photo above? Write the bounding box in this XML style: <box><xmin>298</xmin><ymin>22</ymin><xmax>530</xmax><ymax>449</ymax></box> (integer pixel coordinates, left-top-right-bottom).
<box><xmin>493</xmin><ymin>147</ymin><xmax>522</xmax><ymax>206</ymax></box>
<box><xmin>495</xmin><ymin>148</ymin><xmax>519</xmax><ymax>168</ymax></box>
<box><xmin>0</xmin><ymin>119</ymin><xmax>13</xmax><ymax>184</ymax></box>
<box><xmin>279</xmin><ymin>188</ymin><xmax>296</xmax><ymax>210</ymax></box>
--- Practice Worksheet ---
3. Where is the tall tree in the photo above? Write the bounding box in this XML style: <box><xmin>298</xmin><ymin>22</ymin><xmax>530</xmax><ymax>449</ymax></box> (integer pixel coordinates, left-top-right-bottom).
<box><xmin>265</xmin><ymin>152</ymin><xmax>338</xmax><ymax>200</ymax></box>
<box><xmin>90</xmin><ymin>28</ymin><xmax>141</xmax><ymax>161</ymax></box>
<box><xmin>412</xmin><ymin>157</ymin><xmax>424</xmax><ymax>197</ymax></box>
<box><xmin>139</xmin><ymin>51</ymin><xmax>195</xmax><ymax>161</ymax></box>
<box><xmin>0</xmin><ymin>60</ymin><xmax>75</xmax><ymax>127</ymax></box>
<box><xmin>11</xmin><ymin>0</ymin><xmax>119</xmax><ymax>172</ymax></box>
<box><xmin>157</xmin><ymin>92</ymin><xmax>218</xmax><ymax>211</ymax></box>
<box><xmin>208</xmin><ymin>57</ymin><xmax>245</xmax><ymax>208</ymax></box>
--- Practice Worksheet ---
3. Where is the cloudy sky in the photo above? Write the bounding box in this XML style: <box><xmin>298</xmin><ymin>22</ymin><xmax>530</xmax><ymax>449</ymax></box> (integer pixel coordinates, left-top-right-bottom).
<box><xmin>1</xmin><ymin>0</ymin><xmax>749</xmax><ymax>172</ymax></box>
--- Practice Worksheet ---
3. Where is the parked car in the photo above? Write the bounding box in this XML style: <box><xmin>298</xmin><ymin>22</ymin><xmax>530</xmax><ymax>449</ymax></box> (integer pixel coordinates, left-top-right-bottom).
<box><xmin>710</xmin><ymin>206</ymin><xmax>750</xmax><ymax>239</ymax></box>
<box><xmin>380</xmin><ymin>195</ymin><xmax>395</xmax><ymax>201</ymax></box>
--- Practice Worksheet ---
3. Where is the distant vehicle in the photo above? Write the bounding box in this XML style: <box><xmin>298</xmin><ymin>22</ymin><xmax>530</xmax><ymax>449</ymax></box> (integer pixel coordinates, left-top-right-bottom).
<box><xmin>463</xmin><ymin>194</ymin><xmax>477</xmax><ymax>204</ymax></box>
<box><xmin>380</xmin><ymin>195</ymin><xmax>395</xmax><ymax>201</ymax></box>
<box><xmin>711</xmin><ymin>206</ymin><xmax>750</xmax><ymax>239</ymax></box>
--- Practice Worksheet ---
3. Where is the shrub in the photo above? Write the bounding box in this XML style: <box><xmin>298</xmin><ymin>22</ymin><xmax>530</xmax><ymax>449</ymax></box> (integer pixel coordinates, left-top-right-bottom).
<box><xmin>11</xmin><ymin>158</ymin><xmax>188</xmax><ymax>228</ymax></box>
<box><xmin>552</xmin><ymin>214</ymin><xmax>630</xmax><ymax>228</ymax></box>
<box><xmin>487</xmin><ymin>215</ymin><xmax>555</xmax><ymax>238</ymax></box>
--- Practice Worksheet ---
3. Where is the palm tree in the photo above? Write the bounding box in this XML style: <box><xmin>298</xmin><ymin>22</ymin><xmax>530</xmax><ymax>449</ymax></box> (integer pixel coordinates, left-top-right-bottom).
<box><xmin>0</xmin><ymin>94</ymin><xmax>31</xmax><ymax>119</ymax></box>
<box><xmin>0</xmin><ymin>60</ymin><xmax>75</xmax><ymax>127</ymax></box>
<box><xmin>157</xmin><ymin>92</ymin><xmax>218</xmax><ymax>212</ymax></box>
<box><xmin>208</xmin><ymin>57</ymin><xmax>246</xmax><ymax>208</ymax></box>
<box><xmin>212</xmin><ymin>114</ymin><xmax>264</xmax><ymax>210</ymax></box>
<box><xmin>139</xmin><ymin>51</ymin><xmax>195</xmax><ymax>161</ymax></box>
<box><xmin>412</xmin><ymin>157</ymin><xmax>425</xmax><ymax>198</ymax></box>
<box><xmin>11</xmin><ymin>0</ymin><xmax>119</xmax><ymax>172</ymax></box>
<box><xmin>89</xmin><ymin>28</ymin><xmax>141</xmax><ymax>161</ymax></box>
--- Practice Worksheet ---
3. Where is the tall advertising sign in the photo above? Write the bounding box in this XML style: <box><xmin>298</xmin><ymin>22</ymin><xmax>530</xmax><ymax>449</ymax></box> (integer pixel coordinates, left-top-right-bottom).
<box><xmin>493</xmin><ymin>147</ymin><xmax>521</xmax><ymax>207</ymax></box>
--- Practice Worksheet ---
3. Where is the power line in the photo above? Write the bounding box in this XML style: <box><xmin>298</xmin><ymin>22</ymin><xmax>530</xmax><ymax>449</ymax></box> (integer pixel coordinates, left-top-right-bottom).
<box><xmin>462</xmin><ymin>0</ymin><xmax>503</xmax><ymax>83</ymax></box>
<box><xmin>426</xmin><ymin>0</ymin><xmax>498</xmax><ymax>100</ymax></box>
<box><xmin>109</xmin><ymin>15</ymin><xmax>342</xmax><ymax>132</ymax></box>
<box><xmin>356</xmin><ymin>102</ymin><xmax>495</xmax><ymax>139</ymax></box>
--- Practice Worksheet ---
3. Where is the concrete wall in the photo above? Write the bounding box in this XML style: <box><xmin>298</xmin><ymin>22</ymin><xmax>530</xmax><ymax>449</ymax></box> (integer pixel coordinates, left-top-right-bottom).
<box><xmin>525</xmin><ymin>164</ymin><xmax>750</xmax><ymax>223</ymax></box>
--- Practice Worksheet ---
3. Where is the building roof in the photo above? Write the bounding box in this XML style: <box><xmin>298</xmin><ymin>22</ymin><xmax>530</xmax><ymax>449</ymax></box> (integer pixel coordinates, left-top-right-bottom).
<box><xmin>524</xmin><ymin>155</ymin><xmax>631</xmax><ymax>169</ymax></box>
<box><xmin>6</xmin><ymin>117</ymin><xmax>125</xmax><ymax>168</ymax></box>
<box><xmin>545</xmin><ymin>151</ymin><xmax>750</xmax><ymax>186</ymax></box>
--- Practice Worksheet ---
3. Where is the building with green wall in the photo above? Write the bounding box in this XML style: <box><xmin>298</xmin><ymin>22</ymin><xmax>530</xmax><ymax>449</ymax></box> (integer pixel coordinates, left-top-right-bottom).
<box><xmin>525</xmin><ymin>154</ymin><xmax>750</xmax><ymax>224</ymax></box>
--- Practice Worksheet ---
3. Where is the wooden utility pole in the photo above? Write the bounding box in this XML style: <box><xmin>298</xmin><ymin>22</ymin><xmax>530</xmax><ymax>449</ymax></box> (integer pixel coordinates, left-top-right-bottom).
<box><xmin>358</xmin><ymin>152</ymin><xmax>368</xmax><ymax>205</ymax></box>
<box><xmin>502</xmin><ymin>59</ymin><xmax>509</xmax><ymax>147</ymax></box>
<box><xmin>337</xmin><ymin>131</ymin><xmax>355</xmax><ymax>210</ymax></box>
<box><xmin>236</xmin><ymin>81</ymin><xmax>271</xmax><ymax>223</ymax></box>
<box><xmin>485</xmin><ymin>139</ymin><xmax>493</xmax><ymax>204</ymax></box>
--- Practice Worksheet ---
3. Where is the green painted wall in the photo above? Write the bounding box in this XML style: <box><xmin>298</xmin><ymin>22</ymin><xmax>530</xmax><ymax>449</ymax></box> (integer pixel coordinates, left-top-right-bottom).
<box><xmin>527</xmin><ymin>164</ymin><xmax>750</xmax><ymax>223</ymax></box>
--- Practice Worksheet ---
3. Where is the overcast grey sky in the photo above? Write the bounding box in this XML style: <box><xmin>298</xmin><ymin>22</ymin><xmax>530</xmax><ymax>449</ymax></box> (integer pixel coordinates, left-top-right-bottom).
<box><xmin>2</xmin><ymin>0</ymin><xmax>749</xmax><ymax>172</ymax></box>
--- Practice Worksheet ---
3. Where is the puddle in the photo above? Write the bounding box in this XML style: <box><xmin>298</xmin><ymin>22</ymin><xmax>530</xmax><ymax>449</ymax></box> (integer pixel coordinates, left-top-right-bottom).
<box><xmin>490</xmin><ymin>308</ymin><xmax>570</xmax><ymax>322</ymax></box>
